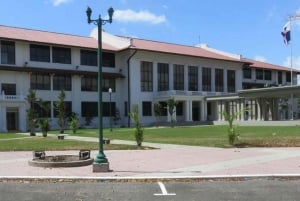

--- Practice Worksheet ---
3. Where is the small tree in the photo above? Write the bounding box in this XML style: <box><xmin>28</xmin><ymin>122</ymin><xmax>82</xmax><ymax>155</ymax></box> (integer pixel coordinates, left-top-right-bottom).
<box><xmin>39</xmin><ymin>119</ymin><xmax>50</xmax><ymax>137</ymax></box>
<box><xmin>69</xmin><ymin>114</ymin><xmax>79</xmax><ymax>134</ymax></box>
<box><xmin>25</xmin><ymin>90</ymin><xmax>38</xmax><ymax>136</ymax></box>
<box><xmin>153</xmin><ymin>102</ymin><xmax>162</xmax><ymax>127</ymax></box>
<box><xmin>55</xmin><ymin>90</ymin><xmax>66</xmax><ymax>134</ymax></box>
<box><xmin>222</xmin><ymin>110</ymin><xmax>240</xmax><ymax>145</ymax></box>
<box><xmin>167</xmin><ymin>98</ymin><xmax>177</xmax><ymax>127</ymax></box>
<box><xmin>130</xmin><ymin>104</ymin><xmax>144</xmax><ymax>146</ymax></box>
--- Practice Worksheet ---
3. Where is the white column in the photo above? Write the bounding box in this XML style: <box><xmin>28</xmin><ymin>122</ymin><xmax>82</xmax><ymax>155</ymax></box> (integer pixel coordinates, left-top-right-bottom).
<box><xmin>201</xmin><ymin>100</ymin><xmax>206</xmax><ymax>121</ymax></box>
<box><xmin>240</xmin><ymin>99</ymin><xmax>244</xmax><ymax>121</ymax></box>
<box><xmin>1</xmin><ymin>106</ymin><xmax>7</xmax><ymax>132</ymax></box>
<box><xmin>185</xmin><ymin>100</ymin><xmax>189</xmax><ymax>121</ymax></box>
<box><xmin>189</xmin><ymin>100</ymin><xmax>193</xmax><ymax>121</ymax></box>
<box><xmin>19</xmin><ymin>103</ymin><xmax>26</xmax><ymax>132</ymax></box>
<box><xmin>256</xmin><ymin>99</ymin><xmax>261</xmax><ymax>121</ymax></box>
<box><xmin>185</xmin><ymin>100</ymin><xmax>192</xmax><ymax>121</ymax></box>
<box><xmin>217</xmin><ymin>101</ymin><xmax>222</xmax><ymax>121</ymax></box>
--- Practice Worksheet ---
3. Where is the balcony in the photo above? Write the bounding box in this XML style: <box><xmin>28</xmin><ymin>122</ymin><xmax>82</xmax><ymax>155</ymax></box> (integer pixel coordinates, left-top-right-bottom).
<box><xmin>0</xmin><ymin>94</ymin><xmax>25</xmax><ymax>102</ymax></box>
<box><xmin>155</xmin><ymin>90</ymin><xmax>229</xmax><ymax>99</ymax></box>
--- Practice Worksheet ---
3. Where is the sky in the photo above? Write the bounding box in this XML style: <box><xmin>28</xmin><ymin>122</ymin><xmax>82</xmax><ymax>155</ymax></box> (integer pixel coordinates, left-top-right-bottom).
<box><xmin>1</xmin><ymin>0</ymin><xmax>300</xmax><ymax>69</ymax></box>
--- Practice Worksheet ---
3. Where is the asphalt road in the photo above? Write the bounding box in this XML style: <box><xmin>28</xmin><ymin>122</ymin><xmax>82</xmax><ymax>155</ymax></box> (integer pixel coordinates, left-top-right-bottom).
<box><xmin>1</xmin><ymin>179</ymin><xmax>300</xmax><ymax>201</ymax></box>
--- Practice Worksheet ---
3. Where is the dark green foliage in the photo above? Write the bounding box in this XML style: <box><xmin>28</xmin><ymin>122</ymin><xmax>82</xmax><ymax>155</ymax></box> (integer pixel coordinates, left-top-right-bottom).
<box><xmin>130</xmin><ymin>104</ymin><xmax>144</xmax><ymax>146</ymax></box>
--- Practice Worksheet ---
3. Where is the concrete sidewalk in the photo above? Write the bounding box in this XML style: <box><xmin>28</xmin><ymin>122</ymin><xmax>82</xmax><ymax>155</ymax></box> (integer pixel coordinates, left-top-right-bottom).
<box><xmin>1</xmin><ymin>134</ymin><xmax>300</xmax><ymax>180</ymax></box>
<box><xmin>1</xmin><ymin>147</ymin><xmax>300</xmax><ymax>179</ymax></box>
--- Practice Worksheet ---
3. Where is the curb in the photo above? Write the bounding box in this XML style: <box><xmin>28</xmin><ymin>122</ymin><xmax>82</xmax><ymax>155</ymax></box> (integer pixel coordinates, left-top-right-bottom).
<box><xmin>2</xmin><ymin>174</ymin><xmax>300</xmax><ymax>183</ymax></box>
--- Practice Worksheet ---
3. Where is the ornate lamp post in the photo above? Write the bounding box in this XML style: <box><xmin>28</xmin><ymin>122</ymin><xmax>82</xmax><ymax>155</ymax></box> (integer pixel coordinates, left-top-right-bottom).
<box><xmin>108</xmin><ymin>88</ymin><xmax>112</xmax><ymax>132</ymax></box>
<box><xmin>86</xmin><ymin>6</ymin><xmax>114</xmax><ymax>172</ymax></box>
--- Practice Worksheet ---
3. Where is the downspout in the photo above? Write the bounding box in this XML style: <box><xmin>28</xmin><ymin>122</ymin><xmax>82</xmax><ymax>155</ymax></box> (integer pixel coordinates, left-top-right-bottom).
<box><xmin>127</xmin><ymin>48</ymin><xmax>137</xmax><ymax>127</ymax></box>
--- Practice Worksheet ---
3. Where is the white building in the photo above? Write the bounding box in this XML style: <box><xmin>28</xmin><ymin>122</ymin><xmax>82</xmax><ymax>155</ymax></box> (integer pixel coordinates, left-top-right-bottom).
<box><xmin>0</xmin><ymin>25</ymin><xmax>299</xmax><ymax>132</ymax></box>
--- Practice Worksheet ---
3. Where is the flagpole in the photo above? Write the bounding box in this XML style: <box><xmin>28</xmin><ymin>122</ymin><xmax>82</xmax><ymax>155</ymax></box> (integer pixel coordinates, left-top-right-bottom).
<box><xmin>289</xmin><ymin>16</ymin><xmax>293</xmax><ymax>120</ymax></box>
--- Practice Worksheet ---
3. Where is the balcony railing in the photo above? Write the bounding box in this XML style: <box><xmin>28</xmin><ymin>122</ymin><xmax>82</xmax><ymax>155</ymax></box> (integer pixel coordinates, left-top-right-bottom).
<box><xmin>155</xmin><ymin>90</ymin><xmax>229</xmax><ymax>98</ymax></box>
<box><xmin>0</xmin><ymin>94</ymin><xmax>24</xmax><ymax>101</ymax></box>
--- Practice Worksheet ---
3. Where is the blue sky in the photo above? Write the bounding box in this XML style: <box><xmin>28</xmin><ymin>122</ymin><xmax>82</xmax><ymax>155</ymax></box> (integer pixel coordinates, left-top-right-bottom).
<box><xmin>1</xmin><ymin>0</ymin><xmax>300</xmax><ymax>69</ymax></box>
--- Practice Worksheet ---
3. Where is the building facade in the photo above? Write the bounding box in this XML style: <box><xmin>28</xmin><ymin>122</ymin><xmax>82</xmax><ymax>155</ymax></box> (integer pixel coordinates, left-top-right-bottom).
<box><xmin>0</xmin><ymin>25</ymin><xmax>298</xmax><ymax>132</ymax></box>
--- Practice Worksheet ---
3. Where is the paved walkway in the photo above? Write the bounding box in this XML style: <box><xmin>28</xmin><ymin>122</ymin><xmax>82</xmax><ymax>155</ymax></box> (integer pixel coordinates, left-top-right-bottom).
<box><xmin>1</xmin><ymin>133</ymin><xmax>300</xmax><ymax>180</ymax></box>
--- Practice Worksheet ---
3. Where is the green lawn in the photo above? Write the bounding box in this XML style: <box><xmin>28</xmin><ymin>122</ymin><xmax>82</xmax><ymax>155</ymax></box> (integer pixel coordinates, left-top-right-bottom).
<box><xmin>2</xmin><ymin>125</ymin><xmax>300</xmax><ymax>151</ymax></box>
<box><xmin>52</xmin><ymin>125</ymin><xmax>300</xmax><ymax>147</ymax></box>
<box><xmin>0</xmin><ymin>134</ymin><xmax>146</xmax><ymax>151</ymax></box>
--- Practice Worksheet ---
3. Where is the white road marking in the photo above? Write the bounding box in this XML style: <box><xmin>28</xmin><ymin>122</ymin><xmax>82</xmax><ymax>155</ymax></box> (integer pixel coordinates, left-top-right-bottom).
<box><xmin>154</xmin><ymin>182</ymin><xmax>176</xmax><ymax>196</ymax></box>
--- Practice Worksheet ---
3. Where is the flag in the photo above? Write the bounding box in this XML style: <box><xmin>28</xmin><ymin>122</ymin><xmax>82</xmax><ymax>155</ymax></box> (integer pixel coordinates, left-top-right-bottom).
<box><xmin>281</xmin><ymin>21</ymin><xmax>291</xmax><ymax>45</ymax></box>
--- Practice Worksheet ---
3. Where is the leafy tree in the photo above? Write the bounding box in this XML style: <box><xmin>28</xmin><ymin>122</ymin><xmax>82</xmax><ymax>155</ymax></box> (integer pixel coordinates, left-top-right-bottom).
<box><xmin>25</xmin><ymin>90</ymin><xmax>38</xmax><ymax>136</ymax></box>
<box><xmin>55</xmin><ymin>90</ymin><xmax>66</xmax><ymax>134</ymax></box>
<box><xmin>69</xmin><ymin>113</ymin><xmax>79</xmax><ymax>134</ymax></box>
<box><xmin>153</xmin><ymin>102</ymin><xmax>162</xmax><ymax>127</ymax></box>
<box><xmin>26</xmin><ymin>90</ymin><xmax>50</xmax><ymax>136</ymax></box>
<box><xmin>38</xmin><ymin>118</ymin><xmax>50</xmax><ymax>137</ymax></box>
<box><xmin>167</xmin><ymin>98</ymin><xmax>177</xmax><ymax>127</ymax></box>
<box><xmin>222</xmin><ymin>110</ymin><xmax>241</xmax><ymax>145</ymax></box>
<box><xmin>130</xmin><ymin>104</ymin><xmax>144</xmax><ymax>146</ymax></box>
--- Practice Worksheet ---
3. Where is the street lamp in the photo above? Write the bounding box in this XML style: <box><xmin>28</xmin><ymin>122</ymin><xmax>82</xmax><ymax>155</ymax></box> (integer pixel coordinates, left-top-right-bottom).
<box><xmin>86</xmin><ymin>6</ymin><xmax>114</xmax><ymax>172</ymax></box>
<box><xmin>108</xmin><ymin>88</ymin><xmax>112</xmax><ymax>132</ymax></box>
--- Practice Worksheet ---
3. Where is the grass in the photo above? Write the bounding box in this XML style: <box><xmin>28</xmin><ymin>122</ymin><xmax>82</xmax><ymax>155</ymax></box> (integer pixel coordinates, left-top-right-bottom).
<box><xmin>0</xmin><ymin>135</ymin><xmax>147</xmax><ymax>151</ymax></box>
<box><xmin>2</xmin><ymin>125</ymin><xmax>300</xmax><ymax>151</ymax></box>
<box><xmin>52</xmin><ymin>125</ymin><xmax>300</xmax><ymax>147</ymax></box>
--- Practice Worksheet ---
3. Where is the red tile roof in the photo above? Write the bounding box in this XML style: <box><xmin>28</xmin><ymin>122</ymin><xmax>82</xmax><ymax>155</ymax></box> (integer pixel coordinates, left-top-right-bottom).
<box><xmin>243</xmin><ymin>58</ymin><xmax>300</xmax><ymax>73</ymax></box>
<box><xmin>0</xmin><ymin>25</ymin><xmax>117</xmax><ymax>51</ymax></box>
<box><xmin>0</xmin><ymin>25</ymin><xmax>295</xmax><ymax>73</ymax></box>
<box><xmin>129</xmin><ymin>38</ymin><xmax>243</xmax><ymax>63</ymax></box>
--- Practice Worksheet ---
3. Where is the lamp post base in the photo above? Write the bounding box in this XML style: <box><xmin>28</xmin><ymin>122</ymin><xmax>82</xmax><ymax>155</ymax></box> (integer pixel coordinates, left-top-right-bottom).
<box><xmin>93</xmin><ymin>162</ymin><xmax>110</xmax><ymax>172</ymax></box>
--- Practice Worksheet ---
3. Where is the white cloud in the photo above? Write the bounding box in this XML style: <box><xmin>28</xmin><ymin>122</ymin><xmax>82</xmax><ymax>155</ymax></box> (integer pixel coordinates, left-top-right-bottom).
<box><xmin>113</xmin><ymin>9</ymin><xmax>166</xmax><ymax>24</ymax></box>
<box><xmin>51</xmin><ymin>0</ymin><xmax>72</xmax><ymax>6</ymax></box>
<box><xmin>254</xmin><ymin>55</ymin><xmax>267</xmax><ymax>62</ymax></box>
<box><xmin>282</xmin><ymin>56</ymin><xmax>300</xmax><ymax>69</ymax></box>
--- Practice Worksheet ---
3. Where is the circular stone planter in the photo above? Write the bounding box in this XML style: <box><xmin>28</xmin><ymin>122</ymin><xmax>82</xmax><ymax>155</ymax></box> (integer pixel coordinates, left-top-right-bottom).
<box><xmin>28</xmin><ymin>155</ymin><xmax>94</xmax><ymax>168</ymax></box>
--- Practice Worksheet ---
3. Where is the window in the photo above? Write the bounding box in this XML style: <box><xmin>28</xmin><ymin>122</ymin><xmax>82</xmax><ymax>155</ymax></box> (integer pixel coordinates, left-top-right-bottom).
<box><xmin>1</xmin><ymin>40</ymin><xmax>15</xmax><ymax>64</ymax></box>
<box><xmin>157</xmin><ymin>63</ymin><xmax>169</xmax><ymax>91</ymax></box>
<box><xmin>264</xmin><ymin>70</ymin><xmax>272</xmax><ymax>81</ymax></box>
<box><xmin>256</xmin><ymin>69</ymin><xmax>263</xmax><ymax>80</ymax></box>
<box><xmin>124</xmin><ymin>101</ymin><xmax>128</xmax><ymax>117</ymax></box>
<box><xmin>140</xmin><ymin>61</ymin><xmax>153</xmax><ymax>91</ymax></box>
<box><xmin>227</xmin><ymin>70</ymin><xmax>236</xmax><ymax>92</ymax></box>
<box><xmin>215</xmin><ymin>68</ymin><xmax>224</xmax><ymax>92</ymax></box>
<box><xmin>176</xmin><ymin>102</ymin><xmax>183</xmax><ymax>116</ymax></box>
<box><xmin>159</xmin><ymin>102</ymin><xmax>168</xmax><ymax>116</ymax></box>
<box><xmin>53</xmin><ymin>75</ymin><xmax>71</xmax><ymax>91</ymax></box>
<box><xmin>103</xmin><ymin>102</ymin><xmax>116</xmax><ymax>117</ymax></box>
<box><xmin>173</xmin><ymin>64</ymin><xmax>184</xmax><ymax>90</ymax></box>
<box><xmin>142</xmin><ymin>102</ymin><xmax>152</xmax><ymax>116</ymax></box>
<box><xmin>102</xmin><ymin>52</ymin><xmax>115</xmax><ymax>67</ymax></box>
<box><xmin>53</xmin><ymin>101</ymin><xmax>72</xmax><ymax>118</ymax></box>
<box><xmin>278</xmin><ymin>71</ymin><xmax>282</xmax><ymax>84</ymax></box>
<box><xmin>188</xmin><ymin>66</ymin><xmax>198</xmax><ymax>91</ymax></box>
<box><xmin>1</xmin><ymin>83</ymin><xmax>16</xmax><ymax>95</ymax></box>
<box><xmin>82</xmin><ymin>102</ymin><xmax>98</xmax><ymax>117</ymax></box>
<box><xmin>243</xmin><ymin>67</ymin><xmax>252</xmax><ymax>79</ymax></box>
<box><xmin>52</xmin><ymin>47</ymin><xmax>71</xmax><ymax>64</ymax></box>
<box><xmin>30</xmin><ymin>73</ymin><xmax>50</xmax><ymax>90</ymax></box>
<box><xmin>286</xmin><ymin>72</ymin><xmax>291</xmax><ymax>82</ymax></box>
<box><xmin>80</xmin><ymin>50</ymin><xmax>97</xmax><ymax>66</ymax></box>
<box><xmin>102</xmin><ymin>78</ymin><xmax>115</xmax><ymax>92</ymax></box>
<box><xmin>34</xmin><ymin>101</ymin><xmax>51</xmax><ymax>118</ymax></box>
<box><xmin>202</xmin><ymin>67</ymin><xmax>211</xmax><ymax>91</ymax></box>
<box><xmin>30</xmin><ymin>44</ymin><xmax>50</xmax><ymax>62</ymax></box>
<box><xmin>81</xmin><ymin>75</ymin><xmax>97</xmax><ymax>91</ymax></box>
